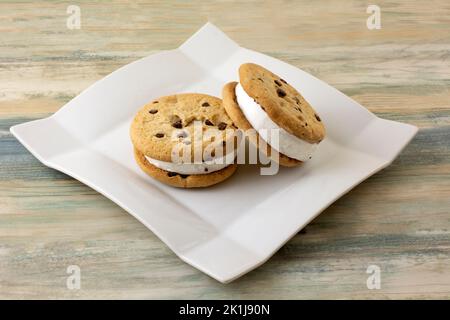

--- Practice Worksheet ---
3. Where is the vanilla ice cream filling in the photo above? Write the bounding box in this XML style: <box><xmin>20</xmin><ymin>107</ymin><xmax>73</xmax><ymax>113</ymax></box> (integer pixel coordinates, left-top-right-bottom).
<box><xmin>235</xmin><ymin>83</ymin><xmax>318</xmax><ymax>161</ymax></box>
<box><xmin>145</xmin><ymin>151</ymin><xmax>235</xmax><ymax>175</ymax></box>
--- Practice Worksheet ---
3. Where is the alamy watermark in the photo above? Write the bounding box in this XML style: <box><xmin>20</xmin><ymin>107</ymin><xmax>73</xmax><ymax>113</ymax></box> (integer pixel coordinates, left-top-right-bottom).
<box><xmin>366</xmin><ymin>264</ymin><xmax>381</xmax><ymax>289</ymax></box>
<box><xmin>66</xmin><ymin>5</ymin><xmax>81</xmax><ymax>30</ymax></box>
<box><xmin>169</xmin><ymin>121</ymin><xmax>280</xmax><ymax>175</ymax></box>
<box><xmin>66</xmin><ymin>265</ymin><xmax>81</xmax><ymax>290</ymax></box>
<box><xmin>366</xmin><ymin>5</ymin><xmax>381</xmax><ymax>30</ymax></box>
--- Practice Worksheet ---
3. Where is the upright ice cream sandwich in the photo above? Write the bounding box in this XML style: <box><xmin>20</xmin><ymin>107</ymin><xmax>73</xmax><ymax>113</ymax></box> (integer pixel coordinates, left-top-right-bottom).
<box><xmin>222</xmin><ymin>63</ymin><xmax>326</xmax><ymax>167</ymax></box>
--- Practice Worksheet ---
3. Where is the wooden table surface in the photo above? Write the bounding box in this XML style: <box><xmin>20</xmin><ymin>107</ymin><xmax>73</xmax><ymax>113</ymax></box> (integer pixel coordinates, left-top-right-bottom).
<box><xmin>1</xmin><ymin>1</ymin><xmax>449</xmax><ymax>299</ymax></box>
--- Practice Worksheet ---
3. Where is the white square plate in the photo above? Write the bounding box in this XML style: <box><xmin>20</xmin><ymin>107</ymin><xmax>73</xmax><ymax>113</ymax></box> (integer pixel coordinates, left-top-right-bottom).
<box><xmin>11</xmin><ymin>23</ymin><xmax>417</xmax><ymax>283</ymax></box>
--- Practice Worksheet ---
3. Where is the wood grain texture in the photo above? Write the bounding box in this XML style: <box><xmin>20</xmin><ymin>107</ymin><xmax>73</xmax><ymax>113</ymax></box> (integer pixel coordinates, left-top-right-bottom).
<box><xmin>0</xmin><ymin>0</ymin><xmax>449</xmax><ymax>299</ymax></box>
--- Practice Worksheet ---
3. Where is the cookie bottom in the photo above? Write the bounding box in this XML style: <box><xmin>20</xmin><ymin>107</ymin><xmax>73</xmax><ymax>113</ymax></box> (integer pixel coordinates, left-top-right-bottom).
<box><xmin>134</xmin><ymin>148</ymin><xmax>237</xmax><ymax>188</ymax></box>
<box><xmin>222</xmin><ymin>82</ymin><xmax>302</xmax><ymax>167</ymax></box>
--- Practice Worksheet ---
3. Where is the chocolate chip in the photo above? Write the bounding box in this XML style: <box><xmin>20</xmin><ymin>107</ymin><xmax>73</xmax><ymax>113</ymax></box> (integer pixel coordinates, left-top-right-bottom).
<box><xmin>204</xmin><ymin>168</ymin><xmax>208</xmax><ymax>172</ymax></box>
<box><xmin>149</xmin><ymin>109</ymin><xmax>158</xmax><ymax>114</ymax></box>
<box><xmin>276</xmin><ymin>88</ymin><xmax>286</xmax><ymax>98</ymax></box>
<box><xmin>167</xmin><ymin>172</ymin><xmax>177</xmax><ymax>177</ymax></box>
<box><xmin>153</xmin><ymin>101</ymin><xmax>158</xmax><ymax>104</ymax></box>
<box><xmin>179</xmin><ymin>174</ymin><xmax>189</xmax><ymax>179</ymax></box>
<box><xmin>202</xmin><ymin>102</ymin><xmax>210</xmax><ymax>107</ymax></box>
<box><xmin>218</xmin><ymin>122</ymin><xmax>227</xmax><ymax>130</ymax></box>
<box><xmin>274</xmin><ymin>79</ymin><xmax>282</xmax><ymax>86</ymax></box>
<box><xmin>173</xmin><ymin>121</ymin><xmax>182</xmax><ymax>129</ymax></box>
<box><xmin>205</xmin><ymin>119</ymin><xmax>214</xmax><ymax>126</ymax></box>
<box><xmin>155</xmin><ymin>133</ymin><xmax>164</xmax><ymax>138</ymax></box>
<box><xmin>171</xmin><ymin>115</ymin><xmax>182</xmax><ymax>129</ymax></box>
<box><xmin>315</xmin><ymin>114</ymin><xmax>321</xmax><ymax>122</ymax></box>
<box><xmin>280</xmin><ymin>78</ymin><xmax>287</xmax><ymax>84</ymax></box>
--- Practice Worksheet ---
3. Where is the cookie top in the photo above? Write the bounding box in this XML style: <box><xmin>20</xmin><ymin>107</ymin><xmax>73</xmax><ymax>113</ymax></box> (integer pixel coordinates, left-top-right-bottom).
<box><xmin>222</xmin><ymin>82</ymin><xmax>301</xmax><ymax>167</ymax></box>
<box><xmin>130</xmin><ymin>93</ymin><xmax>236</xmax><ymax>162</ymax></box>
<box><xmin>239</xmin><ymin>63</ymin><xmax>325</xmax><ymax>143</ymax></box>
